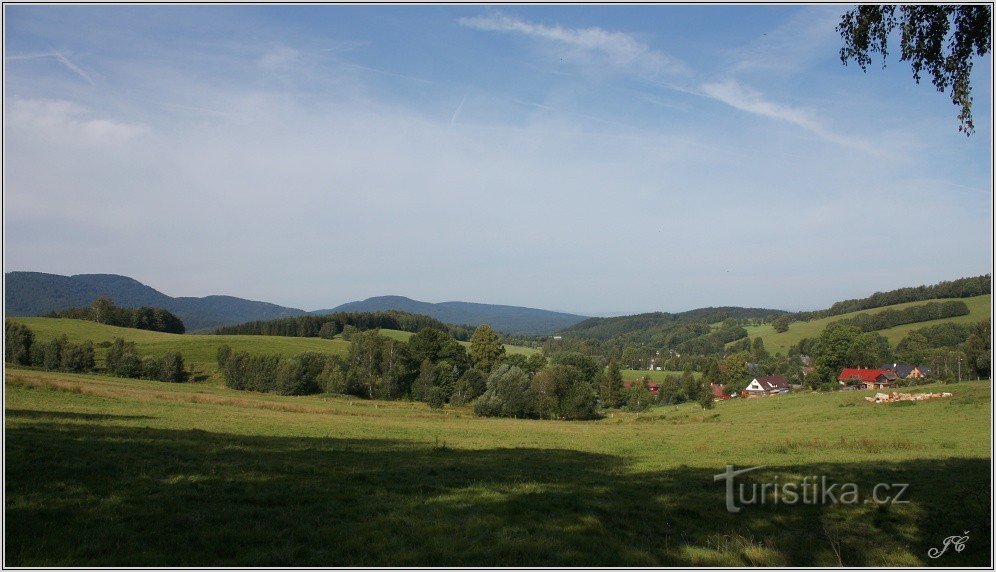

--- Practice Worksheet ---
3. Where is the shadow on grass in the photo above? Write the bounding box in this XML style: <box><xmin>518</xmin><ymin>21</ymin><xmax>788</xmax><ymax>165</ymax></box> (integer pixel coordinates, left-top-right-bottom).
<box><xmin>4</xmin><ymin>420</ymin><xmax>990</xmax><ymax>567</ymax></box>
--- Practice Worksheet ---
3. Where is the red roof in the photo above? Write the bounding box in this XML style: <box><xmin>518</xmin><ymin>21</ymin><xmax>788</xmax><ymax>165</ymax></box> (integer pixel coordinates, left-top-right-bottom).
<box><xmin>711</xmin><ymin>383</ymin><xmax>730</xmax><ymax>399</ymax></box>
<box><xmin>838</xmin><ymin>368</ymin><xmax>887</xmax><ymax>382</ymax></box>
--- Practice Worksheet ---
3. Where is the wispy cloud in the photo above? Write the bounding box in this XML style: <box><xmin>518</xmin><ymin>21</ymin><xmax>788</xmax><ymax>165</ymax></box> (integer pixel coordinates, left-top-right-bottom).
<box><xmin>701</xmin><ymin>79</ymin><xmax>876</xmax><ymax>153</ymax></box>
<box><xmin>7</xmin><ymin>99</ymin><xmax>146</xmax><ymax>146</ymax></box>
<box><xmin>728</xmin><ymin>7</ymin><xmax>842</xmax><ymax>75</ymax></box>
<box><xmin>459</xmin><ymin>12</ymin><xmax>686</xmax><ymax>78</ymax></box>
<box><xmin>449</xmin><ymin>95</ymin><xmax>467</xmax><ymax>125</ymax></box>
<box><xmin>6</xmin><ymin>50</ymin><xmax>95</xmax><ymax>85</ymax></box>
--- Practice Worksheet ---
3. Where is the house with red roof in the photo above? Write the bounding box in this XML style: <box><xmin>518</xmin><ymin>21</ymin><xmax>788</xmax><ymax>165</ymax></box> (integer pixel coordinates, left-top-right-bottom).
<box><xmin>838</xmin><ymin>368</ymin><xmax>898</xmax><ymax>390</ymax></box>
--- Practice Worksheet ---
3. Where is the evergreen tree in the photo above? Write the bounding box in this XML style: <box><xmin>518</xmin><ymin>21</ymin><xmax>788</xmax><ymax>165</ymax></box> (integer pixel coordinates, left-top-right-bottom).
<box><xmin>602</xmin><ymin>358</ymin><xmax>624</xmax><ymax>407</ymax></box>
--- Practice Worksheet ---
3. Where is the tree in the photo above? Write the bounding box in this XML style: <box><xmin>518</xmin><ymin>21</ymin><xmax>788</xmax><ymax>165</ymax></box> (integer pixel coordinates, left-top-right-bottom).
<box><xmin>848</xmin><ymin>331</ymin><xmax>891</xmax><ymax>368</ymax></box>
<box><xmin>525</xmin><ymin>352</ymin><xmax>548</xmax><ymax>375</ymax></box>
<box><xmin>895</xmin><ymin>331</ymin><xmax>930</xmax><ymax>365</ymax></box>
<box><xmin>625</xmin><ymin>377</ymin><xmax>653</xmax><ymax>412</ymax></box>
<box><xmin>216</xmin><ymin>344</ymin><xmax>233</xmax><ymax>368</ymax></box>
<box><xmin>91</xmin><ymin>297</ymin><xmax>114</xmax><ymax>324</ymax></box>
<box><xmin>771</xmin><ymin>315</ymin><xmax>791</xmax><ymax>333</ymax></box>
<box><xmin>812</xmin><ymin>322</ymin><xmax>864</xmax><ymax>384</ymax></box>
<box><xmin>5</xmin><ymin>320</ymin><xmax>34</xmax><ymax>365</ymax></box>
<box><xmin>697</xmin><ymin>382</ymin><xmax>715</xmax><ymax>410</ymax></box>
<box><xmin>411</xmin><ymin>359</ymin><xmax>436</xmax><ymax>402</ymax></box>
<box><xmin>601</xmin><ymin>358</ymin><xmax>624</xmax><ymax>407</ymax></box>
<box><xmin>468</xmin><ymin>325</ymin><xmax>505</xmax><ymax>373</ymax></box>
<box><xmin>964</xmin><ymin>320</ymin><xmax>991</xmax><ymax>379</ymax></box>
<box><xmin>751</xmin><ymin>337</ymin><xmax>769</xmax><ymax>361</ymax></box>
<box><xmin>838</xmin><ymin>5</ymin><xmax>992</xmax><ymax>134</ymax></box>
<box><xmin>450</xmin><ymin>368</ymin><xmax>487</xmax><ymax>406</ymax></box>
<box><xmin>532</xmin><ymin>364</ymin><xmax>598</xmax><ymax>420</ymax></box>
<box><xmin>473</xmin><ymin>365</ymin><xmax>537</xmax><ymax>419</ymax></box>
<box><xmin>717</xmin><ymin>353</ymin><xmax>750</xmax><ymax>396</ymax></box>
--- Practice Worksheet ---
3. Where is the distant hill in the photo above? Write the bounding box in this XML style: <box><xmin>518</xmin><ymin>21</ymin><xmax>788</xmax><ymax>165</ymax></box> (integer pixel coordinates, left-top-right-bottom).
<box><xmin>560</xmin><ymin>307</ymin><xmax>787</xmax><ymax>341</ymax></box>
<box><xmin>314</xmin><ymin>295</ymin><xmax>589</xmax><ymax>336</ymax></box>
<box><xmin>5</xmin><ymin>272</ymin><xmax>306</xmax><ymax>332</ymax></box>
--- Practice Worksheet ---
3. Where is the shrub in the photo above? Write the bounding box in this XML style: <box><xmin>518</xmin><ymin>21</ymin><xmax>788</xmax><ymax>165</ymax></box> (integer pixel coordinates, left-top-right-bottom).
<box><xmin>426</xmin><ymin>386</ymin><xmax>447</xmax><ymax>409</ymax></box>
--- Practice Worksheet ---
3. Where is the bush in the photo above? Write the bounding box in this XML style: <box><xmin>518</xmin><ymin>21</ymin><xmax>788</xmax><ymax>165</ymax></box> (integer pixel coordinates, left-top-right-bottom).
<box><xmin>426</xmin><ymin>386</ymin><xmax>447</xmax><ymax>409</ymax></box>
<box><xmin>216</xmin><ymin>345</ymin><xmax>232</xmax><ymax>368</ymax></box>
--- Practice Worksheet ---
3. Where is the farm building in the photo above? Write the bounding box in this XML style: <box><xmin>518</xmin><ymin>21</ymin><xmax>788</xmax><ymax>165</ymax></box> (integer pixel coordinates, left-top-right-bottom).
<box><xmin>745</xmin><ymin>375</ymin><xmax>790</xmax><ymax>396</ymax></box>
<box><xmin>838</xmin><ymin>368</ymin><xmax>898</xmax><ymax>390</ymax></box>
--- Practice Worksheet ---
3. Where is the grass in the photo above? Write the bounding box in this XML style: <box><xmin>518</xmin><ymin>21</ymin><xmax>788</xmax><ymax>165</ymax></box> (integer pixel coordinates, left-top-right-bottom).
<box><xmin>4</xmin><ymin>366</ymin><xmax>991</xmax><ymax>566</ymax></box>
<box><xmin>741</xmin><ymin>295</ymin><xmax>991</xmax><ymax>355</ymax></box>
<box><xmin>621</xmin><ymin>369</ymin><xmax>702</xmax><ymax>382</ymax></box>
<box><xmin>377</xmin><ymin>328</ymin><xmax>539</xmax><ymax>357</ymax></box>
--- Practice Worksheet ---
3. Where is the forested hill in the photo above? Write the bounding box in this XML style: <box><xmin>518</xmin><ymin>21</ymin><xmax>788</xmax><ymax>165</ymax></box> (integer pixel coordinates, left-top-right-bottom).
<box><xmin>5</xmin><ymin>272</ymin><xmax>306</xmax><ymax>332</ymax></box>
<box><xmin>561</xmin><ymin>307</ymin><xmax>786</xmax><ymax>341</ymax></box>
<box><xmin>313</xmin><ymin>295</ymin><xmax>589</xmax><ymax>336</ymax></box>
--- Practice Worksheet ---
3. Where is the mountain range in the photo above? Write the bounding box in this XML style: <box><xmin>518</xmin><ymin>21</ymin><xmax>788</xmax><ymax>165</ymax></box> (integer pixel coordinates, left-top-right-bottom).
<box><xmin>4</xmin><ymin>272</ymin><xmax>589</xmax><ymax>335</ymax></box>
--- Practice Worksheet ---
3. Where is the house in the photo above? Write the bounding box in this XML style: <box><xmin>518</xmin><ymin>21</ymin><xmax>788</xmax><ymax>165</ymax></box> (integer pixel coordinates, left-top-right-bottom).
<box><xmin>745</xmin><ymin>375</ymin><xmax>791</xmax><ymax>396</ymax></box>
<box><xmin>880</xmin><ymin>363</ymin><xmax>927</xmax><ymax>379</ymax></box>
<box><xmin>623</xmin><ymin>379</ymin><xmax>660</xmax><ymax>397</ymax></box>
<box><xmin>838</xmin><ymin>368</ymin><xmax>897</xmax><ymax>390</ymax></box>
<box><xmin>711</xmin><ymin>383</ymin><xmax>730</xmax><ymax>400</ymax></box>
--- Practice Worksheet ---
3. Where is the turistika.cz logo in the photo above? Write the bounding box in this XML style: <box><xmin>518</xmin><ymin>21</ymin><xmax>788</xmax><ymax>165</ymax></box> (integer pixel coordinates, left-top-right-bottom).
<box><xmin>713</xmin><ymin>465</ymin><xmax>910</xmax><ymax>513</ymax></box>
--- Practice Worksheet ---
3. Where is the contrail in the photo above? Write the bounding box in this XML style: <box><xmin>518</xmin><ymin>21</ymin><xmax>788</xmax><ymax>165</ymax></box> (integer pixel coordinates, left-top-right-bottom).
<box><xmin>449</xmin><ymin>95</ymin><xmax>467</xmax><ymax>125</ymax></box>
<box><xmin>6</xmin><ymin>50</ymin><xmax>94</xmax><ymax>85</ymax></box>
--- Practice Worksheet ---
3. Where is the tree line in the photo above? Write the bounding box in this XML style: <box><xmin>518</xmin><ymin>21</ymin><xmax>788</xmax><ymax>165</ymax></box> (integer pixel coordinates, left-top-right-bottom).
<box><xmin>5</xmin><ymin>320</ymin><xmax>189</xmax><ymax>382</ymax></box>
<box><xmin>46</xmin><ymin>297</ymin><xmax>185</xmax><ymax>334</ymax></box>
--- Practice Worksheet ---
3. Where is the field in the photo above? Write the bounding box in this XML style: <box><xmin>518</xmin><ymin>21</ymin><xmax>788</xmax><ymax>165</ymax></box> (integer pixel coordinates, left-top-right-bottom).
<box><xmin>9</xmin><ymin>319</ymin><xmax>537</xmax><ymax>377</ymax></box>
<box><xmin>377</xmin><ymin>328</ymin><xmax>539</xmax><ymax>357</ymax></box>
<box><xmin>5</xmin><ymin>366</ymin><xmax>990</xmax><ymax>566</ymax></box>
<box><xmin>741</xmin><ymin>295</ymin><xmax>991</xmax><ymax>355</ymax></box>
<box><xmin>621</xmin><ymin>369</ymin><xmax>702</xmax><ymax>382</ymax></box>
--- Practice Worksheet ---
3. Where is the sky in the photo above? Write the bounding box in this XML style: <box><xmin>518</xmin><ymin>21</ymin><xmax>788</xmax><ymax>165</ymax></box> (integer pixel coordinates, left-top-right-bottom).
<box><xmin>3</xmin><ymin>5</ymin><xmax>992</xmax><ymax>316</ymax></box>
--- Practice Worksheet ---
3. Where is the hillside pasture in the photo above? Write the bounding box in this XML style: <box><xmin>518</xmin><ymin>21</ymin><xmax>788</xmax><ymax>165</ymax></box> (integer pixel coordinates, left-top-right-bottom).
<box><xmin>620</xmin><ymin>369</ymin><xmax>702</xmax><ymax>382</ymax></box>
<box><xmin>4</xmin><ymin>367</ymin><xmax>990</xmax><ymax>566</ymax></box>
<box><xmin>741</xmin><ymin>295</ymin><xmax>990</xmax><ymax>355</ymax></box>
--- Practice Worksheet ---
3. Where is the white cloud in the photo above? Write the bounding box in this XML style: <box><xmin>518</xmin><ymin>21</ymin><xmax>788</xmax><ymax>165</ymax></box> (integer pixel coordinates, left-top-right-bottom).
<box><xmin>701</xmin><ymin>79</ymin><xmax>877</xmax><ymax>154</ymax></box>
<box><xmin>728</xmin><ymin>7</ymin><xmax>842</xmax><ymax>75</ymax></box>
<box><xmin>459</xmin><ymin>13</ymin><xmax>686</xmax><ymax>78</ymax></box>
<box><xmin>6</xmin><ymin>99</ymin><xmax>147</xmax><ymax>146</ymax></box>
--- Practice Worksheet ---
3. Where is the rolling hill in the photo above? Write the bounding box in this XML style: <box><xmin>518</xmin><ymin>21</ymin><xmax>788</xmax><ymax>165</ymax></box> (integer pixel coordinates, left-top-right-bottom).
<box><xmin>741</xmin><ymin>294</ymin><xmax>991</xmax><ymax>355</ymax></box>
<box><xmin>315</xmin><ymin>295</ymin><xmax>588</xmax><ymax>336</ymax></box>
<box><xmin>6</xmin><ymin>273</ymin><xmax>586</xmax><ymax>336</ymax></box>
<box><xmin>5</xmin><ymin>272</ymin><xmax>306</xmax><ymax>332</ymax></box>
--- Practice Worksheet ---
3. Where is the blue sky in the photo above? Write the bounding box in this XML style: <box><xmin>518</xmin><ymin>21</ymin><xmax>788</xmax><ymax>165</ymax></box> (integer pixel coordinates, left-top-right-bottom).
<box><xmin>4</xmin><ymin>5</ymin><xmax>992</xmax><ymax>315</ymax></box>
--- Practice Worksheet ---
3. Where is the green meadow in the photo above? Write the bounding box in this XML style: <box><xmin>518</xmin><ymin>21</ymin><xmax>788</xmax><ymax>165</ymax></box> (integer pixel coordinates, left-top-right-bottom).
<box><xmin>742</xmin><ymin>295</ymin><xmax>991</xmax><ymax>355</ymax></box>
<box><xmin>621</xmin><ymin>369</ymin><xmax>702</xmax><ymax>382</ymax></box>
<box><xmin>4</xmin><ymin>366</ymin><xmax>990</xmax><ymax>566</ymax></box>
<box><xmin>377</xmin><ymin>328</ymin><xmax>539</xmax><ymax>357</ymax></box>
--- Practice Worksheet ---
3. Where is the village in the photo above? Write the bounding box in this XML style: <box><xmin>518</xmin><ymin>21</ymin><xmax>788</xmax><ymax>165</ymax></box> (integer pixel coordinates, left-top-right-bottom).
<box><xmin>626</xmin><ymin>363</ymin><xmax>936</xmax><ymax>401</ymax></box>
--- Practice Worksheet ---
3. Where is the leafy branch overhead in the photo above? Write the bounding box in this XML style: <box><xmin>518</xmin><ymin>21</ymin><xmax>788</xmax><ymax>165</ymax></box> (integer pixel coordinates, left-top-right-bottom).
<box><xmin>838</xmin><ymin>5</ymin><xmax>991</xmax><ymax>135</ymax></box>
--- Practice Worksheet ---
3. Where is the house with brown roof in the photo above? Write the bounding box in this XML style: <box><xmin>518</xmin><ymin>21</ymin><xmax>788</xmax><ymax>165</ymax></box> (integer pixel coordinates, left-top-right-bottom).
<box><xmin>745</xmin><ymin>375</ymin><xmax>790</xmax><ymax>396</ymax></box>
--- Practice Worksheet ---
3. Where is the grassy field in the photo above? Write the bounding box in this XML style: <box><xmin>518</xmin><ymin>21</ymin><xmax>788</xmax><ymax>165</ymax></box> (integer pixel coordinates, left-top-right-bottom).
<box><xmin>368</xmin><ymin>328</ymin><xmax>539</xmax><ymax>357</ymax></box>
<box><xmin>741</xmin><ymin>295</ymin><xmax>991</xmax><ymax>355</ymax></box>
<box><xmin>4</xmin><ymin>366</ymin><xmax>990</xmax><ymax>566</ymax></box>
<box><xmin>621</xmin><ymin>369</ymin><xmax>702</xmax><ymax>382</ymax></box>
